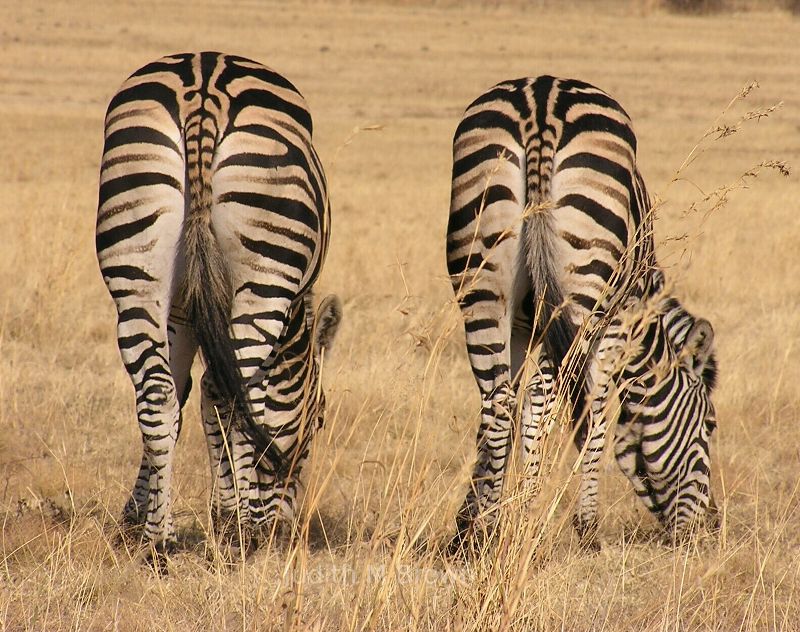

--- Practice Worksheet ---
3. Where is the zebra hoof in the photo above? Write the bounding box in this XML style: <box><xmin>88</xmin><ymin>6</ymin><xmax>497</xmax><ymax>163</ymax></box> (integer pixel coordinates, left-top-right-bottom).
<box><xmin>212</xmin><ymin>542</ymin><xmax>253</xmax><ymax>567</ymax></box>
<box><xmin>446</xmin><ymin>517</ymin><xmax>493</xmax><ymax>559</ymax></box>
<box><xmin>253</xmin><ymin>520</ymin><xmax>295</xmax><ymax>551</ymax></box>
<box><xmin>210</xmin><ymin>516</ymin><xmax>258</xmax><ymax>565</ymax></box>
<box><xmin>578</xmin><ymin>536</ymin><xmax>602</xmax><ymax>554</ymax></box>
<box><xmin>116</xmin><ymin>522</ymin><xmax>143</xmax><ymax>548</ymax></box>
<box><xmin>116</xmin><ymin>512</ymin><xmax>153</xmax><ymax>553</ymax></box>
<box><xmin>446</xmin><ymin>531</ymin><xmax>472</xmax><ymax>559</ymax></box>
<box><xmin>661</xmin><ymin>516</ymin><xmax>720</xmax><ymax>548</ymax></box>
<box><xmin>572</xmin><ymin>516</ymin><xmax>601</xmax><ymax>553</ymax></box>
<box><xmin>446</xmin><ymin>515</ymin><xmax>475</xmax><ymax>558</ymax></box>
<box><xmin>144</xmin><ymin>540</ymin><xmax>175</xmax><ymax>575</ymax></box>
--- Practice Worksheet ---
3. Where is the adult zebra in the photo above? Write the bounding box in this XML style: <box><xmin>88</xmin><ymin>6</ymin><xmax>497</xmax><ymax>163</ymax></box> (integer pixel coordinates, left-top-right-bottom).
<box><xmin>446</xmin><ymin>76</ymin><xmax>718</xmax><ymax>551</ymax></box>
<box><xmin>96</xmin><ymin>52</ymin><xmax>342</xmax><ymax>560</ymax></box>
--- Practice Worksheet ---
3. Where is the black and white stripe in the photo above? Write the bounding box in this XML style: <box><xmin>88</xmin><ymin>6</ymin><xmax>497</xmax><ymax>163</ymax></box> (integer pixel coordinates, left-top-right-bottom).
<box><xmin>446</xmin><ymin>76</ymin><xmax>718</xmax><ymax>549</ymax></box>
<box><xmin>97</xmin><ymin>52</ymin><xmax>341</xmax><ymax>557</ymax></box>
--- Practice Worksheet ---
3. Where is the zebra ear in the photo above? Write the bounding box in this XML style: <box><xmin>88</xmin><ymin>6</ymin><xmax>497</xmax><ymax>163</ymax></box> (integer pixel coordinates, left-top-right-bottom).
<box><xmin>314</xmin><ymin>294</ymin><xmax>342</xmax><ymax>353</ymax></box>
<box><xmin>684</xmin><ymin>318</ymin><xmax>714</xmax><ymax>371</ymax></box>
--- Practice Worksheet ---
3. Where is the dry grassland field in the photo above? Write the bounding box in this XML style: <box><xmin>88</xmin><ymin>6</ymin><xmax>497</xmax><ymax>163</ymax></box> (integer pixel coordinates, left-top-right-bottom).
<box><xmin>1</xmin><ymin>0</ymin><xmax>799</xmax><ymax>630</ymax></box>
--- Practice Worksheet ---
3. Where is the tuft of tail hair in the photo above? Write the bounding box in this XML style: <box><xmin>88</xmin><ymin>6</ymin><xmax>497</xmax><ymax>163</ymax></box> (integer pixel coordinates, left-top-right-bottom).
<box><xmin>180</xmin><ymin>114</ymin><xmax>286</xmax><ymax>475</ymax></box>
<box><xmin>524</xmin><ymin>203</ymin><xmax>587</xmax><ymax>429</ymax></box>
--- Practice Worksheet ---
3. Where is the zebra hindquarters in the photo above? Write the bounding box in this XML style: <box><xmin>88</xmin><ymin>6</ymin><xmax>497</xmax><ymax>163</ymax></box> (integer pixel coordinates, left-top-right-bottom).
<box><xmin>447</xmin><ymin>131</ymin><xmax>528</xmax><ymax>549</ymax></box>
<box><xmin>97</xmin><ymin>106</ymin><xmax>192</xmax><ymax>554</ymax></box>
<box><xmin>202</xmin><ymin>131</ymin><xmax>324</xmax><ymax>541</ymax></box>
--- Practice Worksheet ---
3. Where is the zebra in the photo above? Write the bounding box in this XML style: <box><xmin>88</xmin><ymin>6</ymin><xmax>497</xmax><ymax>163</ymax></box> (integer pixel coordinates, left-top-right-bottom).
<box><xmin>96</xmin><ymin>52</ymin><xmax>342</xmax><ymax>561</ymax></box>
<box><xmin>446</xmin><ymin>76</ymin><xmax>718</xmax><ymax>551</ymax></box>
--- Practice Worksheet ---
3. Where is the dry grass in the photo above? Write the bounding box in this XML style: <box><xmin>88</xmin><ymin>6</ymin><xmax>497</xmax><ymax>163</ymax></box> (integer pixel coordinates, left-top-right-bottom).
<box><xmin>1</xmin><ymin>1</ymin><xmax>799</xmax><ymax>630</ymax></box>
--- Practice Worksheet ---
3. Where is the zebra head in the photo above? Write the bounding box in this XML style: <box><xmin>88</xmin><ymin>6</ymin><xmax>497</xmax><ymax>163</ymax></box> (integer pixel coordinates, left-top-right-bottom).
<box><xmin>615</xmin><ymin>305</ymin><xmax>718</xmax><ymax>539</ymax></box>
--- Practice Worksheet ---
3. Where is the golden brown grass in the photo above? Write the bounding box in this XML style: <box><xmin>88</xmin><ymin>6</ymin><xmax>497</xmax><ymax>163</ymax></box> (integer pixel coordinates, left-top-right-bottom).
<box><xmin>1</xmin><ymin>1</ymin><xmax>798</xmax><ymax>630</ymax></box>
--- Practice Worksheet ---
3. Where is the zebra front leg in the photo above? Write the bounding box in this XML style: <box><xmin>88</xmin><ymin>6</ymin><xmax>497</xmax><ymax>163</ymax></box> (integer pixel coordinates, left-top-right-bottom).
<box><xmin>612</xmin><ymin>410</ymin><xmax>661</xmax><ymax>521</ymax></box>
<box><xmin>199</xmin><ymin>295</ymin><xmax>295</xmax><ymax>559</ymax></box>
<box><xmin>572</xmin><ymin>338</ymin><xmax>619</xmax><ymax>549</ymax></box>
<box><xmin>250</xmin><ymin>423</ymin><xmax>314</xmax><ymax>534</ymax></box>
<box><xmin>249</xmin><ymin>368</ymin><xmax>323</xmax><ymax>546</ymax></box>
<box><xmin>201</xmin><ymin>374</ymin><xmax>256</xmax><ymax>560</ymax></box>
<box><xmin>249</xmin><ymin>460</ymin><xmax>305</xmax><ymax>548</ymax></box>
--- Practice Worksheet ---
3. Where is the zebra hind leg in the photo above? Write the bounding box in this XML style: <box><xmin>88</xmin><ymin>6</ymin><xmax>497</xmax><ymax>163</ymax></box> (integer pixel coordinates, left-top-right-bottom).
<box><xmin>126</xmin><ymin>361</ymin><xmax>182</xmax><ymax>567</ymax></box>
<box><xmin>201</xmin><ymin>373</ymin><xmax>257</xmax><ymax>563</ymax></box>
<box><xmin>449</xmin><ymin>380</ymin><xmax>516</xmax><ymax>556</ymax></box>
<box><xmin>119</xmin><ymin>318</ymin><xmax>196</xmax><ymax>565</ymax></box>
<box><xmin>112</xmin><ymin>294</ymin><xmax>183</xmax><ymax>566</ymax></box>
<box><xmin>448</xmin><ymin>289</ymin><xmax>521</xmax><ymax>554</ymax></box>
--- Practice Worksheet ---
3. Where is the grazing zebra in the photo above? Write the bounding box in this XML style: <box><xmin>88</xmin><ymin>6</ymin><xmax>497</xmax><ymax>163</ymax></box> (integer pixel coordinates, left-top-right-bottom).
<box><xmin>446</xmin><ymin>76</ymin><xmax>718</xmax><ymax>550</ymax></box>
<box><xmin>96</xmin><ymin>52</ymin><xmax>342</xmax><ymax>559</ymax></box>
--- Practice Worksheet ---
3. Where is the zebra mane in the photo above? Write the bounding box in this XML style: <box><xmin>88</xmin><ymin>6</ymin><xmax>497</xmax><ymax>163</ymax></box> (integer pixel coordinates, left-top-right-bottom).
<box><xmin>658</xmin><ymin>295</ymin><xmax>718</xmax><ymax>391</ymax></box>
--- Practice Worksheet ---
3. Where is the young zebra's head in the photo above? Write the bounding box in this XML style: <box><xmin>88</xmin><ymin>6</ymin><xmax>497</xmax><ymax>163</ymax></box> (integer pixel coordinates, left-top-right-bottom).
<box><xmin>615</xmin><ymin>301</ymin><xmax>718</xmax><ymax>539</ymax></box>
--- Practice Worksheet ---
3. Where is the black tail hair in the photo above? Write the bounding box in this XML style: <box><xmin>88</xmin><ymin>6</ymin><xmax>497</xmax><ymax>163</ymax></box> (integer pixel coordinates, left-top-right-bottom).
<box><xmin>524</xmin><ymin>201</ymin><xmax>586</xmax><ymax>431</ymax></box>
<box><xmin>527</xmin><ymin>237</ymin><xmax>587</xmax><ymax>430</ymax></box>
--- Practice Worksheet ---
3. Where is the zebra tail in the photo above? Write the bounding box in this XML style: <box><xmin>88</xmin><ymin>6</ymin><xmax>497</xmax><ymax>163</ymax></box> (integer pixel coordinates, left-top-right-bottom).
<box><xmin>523</xmin><ymin>171</ymin><xmax>587</xmax><ymax>424</ymax></box>
<box><xmin>181</xmin><ymin>115</ymin><xmax>286</xmax><ymax>474</ymax></box>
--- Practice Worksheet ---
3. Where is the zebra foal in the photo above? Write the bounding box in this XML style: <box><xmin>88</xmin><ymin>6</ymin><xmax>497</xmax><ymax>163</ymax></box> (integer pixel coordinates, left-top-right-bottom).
<box><xmin>96</xmin><ymin>52</ymin><xmax>341</xmax><ymax>561</ymax></box>
<box><xmin>446</xmin><ymin>76</ymin><xmax>718</xmax><ymax>551</ymax></box>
